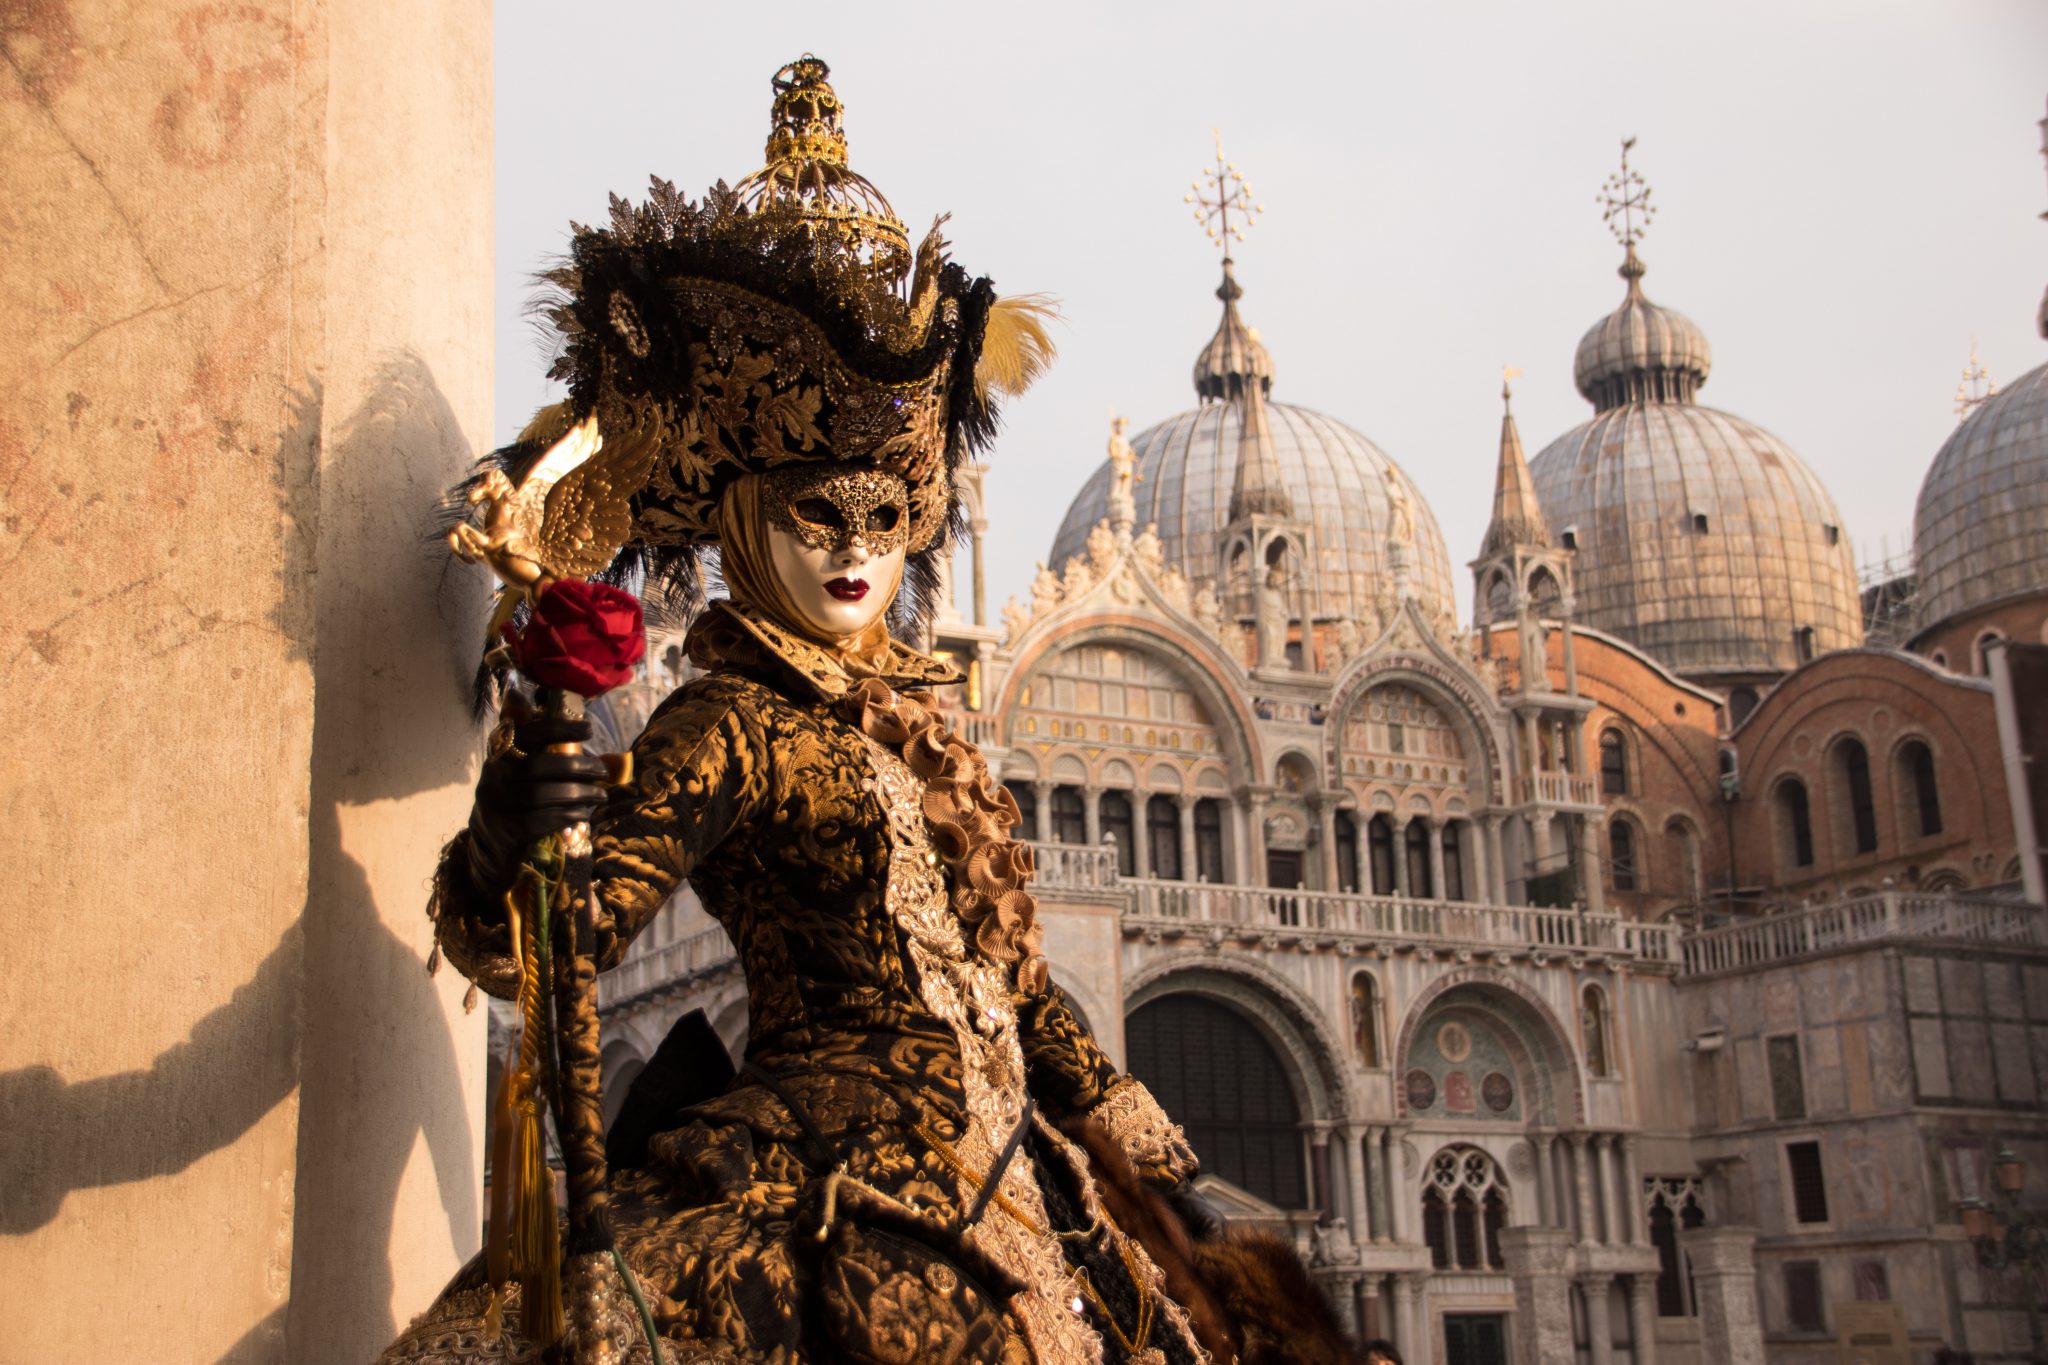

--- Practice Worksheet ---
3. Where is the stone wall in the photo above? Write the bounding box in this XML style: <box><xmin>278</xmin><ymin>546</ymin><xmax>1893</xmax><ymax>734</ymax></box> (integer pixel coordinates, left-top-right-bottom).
<box><xmin>0</xmin><ymin>3</ymin><xmax>492</xmax><ymax>1360</ymax></box>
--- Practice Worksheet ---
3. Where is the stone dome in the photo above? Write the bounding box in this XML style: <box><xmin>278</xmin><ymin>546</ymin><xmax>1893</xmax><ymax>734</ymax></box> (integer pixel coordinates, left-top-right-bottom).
<box><xmin>1572</xmin><ymin>248</ymin><xmax>1713</xmax><ymax>407</ymax></box>
<box><xmin>1912</xmin><ymin>356</ymin><xmax>2048</xmax><ymax>635</ymax></box>
<box><xmin>1528</xmin><ymin>251</ymin><xmax>1862</xmax><ymax>679</ymax></box>
<box><xmin>1051</xmin><ymin>401</ymin><xmax>1456</xmax><ymax>626</ymax></box>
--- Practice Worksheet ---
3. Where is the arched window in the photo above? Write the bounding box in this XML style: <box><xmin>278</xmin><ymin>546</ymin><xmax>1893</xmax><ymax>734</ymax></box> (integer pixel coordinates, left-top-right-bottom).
<box><xmin>1126</xmin><ymin>995</ymin><xmax>1305</xmax><ymax>1207</ymax></box>
<box><xmin>1368</xmin><ymin>815</ymin><xmax>1396</xmax><ymax>895</ymax></box>
<box><xmin>1404</xmin><ymin>820</ymin><xmax>1434</xmax><ymax>899</ymax></box>
<box><xmin>1193</xmin><ymin>798</ymin><xmax>1226</xmax><ymax>882</ymax></box>
<box><xmin>1146</xmin><ymin>794</ymin><xmax>1182</xmax><ymax>880</ymax></box>
<box><xmin>1334</xmin><ymin>811</ymin><xmax>1360</xmax><ymax>894</ymax></box>
<box><xmin>1898</xmin><ymin>741</ymin><xmax>1942</xmax><ymax>838</ymax></box>
<box><xmin>1008</xmin><ymin>784</ymin><xmax>1039</xmax><ymax>840</ymax></box>
<box><xmin>1599</xmin><ymin>729</ymin><xmax>1629</xmax><ymax>795</ymax></box>
<box><xmin>1100</xmin><ymin>791</ymin><xmax>1135</xmax><ymax>875</ymax></box>
<box><xmin>1728</xmin><ymin>686</ymin><xmax>1760</xmax><ymax>729</ymax></box>
<box><xmin>1975</xmin><ymin>629</ymin><xmax>2007</xmax><ymax>675</ymax></box>
<box><xmin>1422</xmin><ymin>1147</ymin><xmax>1510</xmax><ymax>1271</ymax></box>
<box><xmin>1441</xmin><ymin>822</ymin><xmax>1466</xmax><ymax>902</ymax></box>
<box><xmin>1610</xmin><ymin>818</ymin><xmax>1639</xmax><ymax>892</ymax></box>
<box><xmin>1349</xmin><ymin>972</ymin><xmax>1381</xmax><ymax>1068</ymax></box>
<box><xmin>1647</xmin><ymin>1179</ymin><xmax>1708</xmax><ymax>1316</ymax></box>
<box><xmin>1836</xmin><ymin>739</ymin><xmax>1878</xmax><ymax>855</ymax></box>
<box><xmin>1051</xmin><ymin>785</ymin><xmax>1087</xmax><ymax>845</ymax></box>
<box><xmin>1581</xmin><ymin>983</ymin><xmax>1612</xmax><ymax>1077</ymax></box>
<box><xmin>1778</xmin><ymin>779</ymin><xmax>1815</xmax><ymax>869</ymax></box>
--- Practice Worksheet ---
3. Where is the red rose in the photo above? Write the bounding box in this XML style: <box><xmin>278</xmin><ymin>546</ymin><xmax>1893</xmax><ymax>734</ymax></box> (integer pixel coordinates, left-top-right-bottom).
<box><xmin>504</xmin><ymin>579</ymin><xmax>646</xmax><ymax>698</ymax></box>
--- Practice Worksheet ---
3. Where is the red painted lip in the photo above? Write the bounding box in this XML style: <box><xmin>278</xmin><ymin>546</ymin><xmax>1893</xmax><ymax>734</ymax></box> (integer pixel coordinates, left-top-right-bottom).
<box><xmin>825</xmin><ymin>577</ymin><xmax>869</xmax><ymax>602</ymax></box>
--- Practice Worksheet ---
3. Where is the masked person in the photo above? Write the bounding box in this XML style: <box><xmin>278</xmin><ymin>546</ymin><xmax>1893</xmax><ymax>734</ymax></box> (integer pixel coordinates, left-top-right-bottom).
<box><xmin>385</xmin><ymin>56</ymin><xmax>1360</xmax><ymax>1365</ymax></box>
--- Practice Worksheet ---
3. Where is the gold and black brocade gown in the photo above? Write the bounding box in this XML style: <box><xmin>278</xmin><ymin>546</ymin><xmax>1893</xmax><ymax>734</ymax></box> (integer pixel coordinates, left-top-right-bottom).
<box><xmin>391</xmin><ymin>602</ymin><xmax>1209</xmax><ymax>1365</ymax></box>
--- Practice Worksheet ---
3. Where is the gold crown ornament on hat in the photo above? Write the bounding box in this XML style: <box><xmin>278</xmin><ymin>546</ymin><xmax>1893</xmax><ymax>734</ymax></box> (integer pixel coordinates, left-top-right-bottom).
<box><xmin>446</xmin><ymin>55</ymin><xmax>1055</xmax><ymax>657</ymax></box>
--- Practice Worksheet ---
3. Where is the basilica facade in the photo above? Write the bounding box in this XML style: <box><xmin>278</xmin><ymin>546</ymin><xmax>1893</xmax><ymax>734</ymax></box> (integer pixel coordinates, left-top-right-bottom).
<box><xmin>590</xmin><ymin>157</ymin><xmax>2048</xmax><ymax>1365</ymax></box>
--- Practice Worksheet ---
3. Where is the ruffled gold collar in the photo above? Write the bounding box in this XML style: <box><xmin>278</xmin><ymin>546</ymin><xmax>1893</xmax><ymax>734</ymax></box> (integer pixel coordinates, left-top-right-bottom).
<box><xmin>686</xmin><ymin>600</ymin><xmax>965</xmax><ymax>700</ymax></box>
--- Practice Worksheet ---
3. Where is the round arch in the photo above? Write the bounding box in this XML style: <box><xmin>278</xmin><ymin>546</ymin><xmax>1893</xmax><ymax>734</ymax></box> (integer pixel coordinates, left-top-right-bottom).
<box><xmin>1391</xmin><ymin>969</ymin><xmax>1584</xmax><ymax>1125</ymax></box>
<box><xmin>1326</xmin><ymin>655</ymin><xmax>1506</xmax><ymax>810</ymax></box>
<box><xmin>999</xmin><ymin>619</ymin><xmax>1263</xmax><ymax>788</ymax></box>
<box><xmin>1125</xmin><ymin>951</ymin><xmax>1349</xmax><ymax>1121</ymax></box>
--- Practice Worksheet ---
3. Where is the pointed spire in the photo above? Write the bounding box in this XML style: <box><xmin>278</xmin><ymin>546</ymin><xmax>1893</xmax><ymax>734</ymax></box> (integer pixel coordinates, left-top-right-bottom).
<box><xmin>1228</xmin><ymin>366</ymin><xmax>1293</xmax><ymax>521</ymax></box>
<box><xmin>1481</xmin><ymin>369</ymin><xmax>1551</xmax><ymax>557</ymax></box>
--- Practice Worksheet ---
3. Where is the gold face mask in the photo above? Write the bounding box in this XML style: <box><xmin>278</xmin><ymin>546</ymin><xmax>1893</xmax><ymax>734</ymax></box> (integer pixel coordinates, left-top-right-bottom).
<box><xmin>764</xmin><ymin>465</ymin><xmax>912</xmax><ymax>555</ymax></box>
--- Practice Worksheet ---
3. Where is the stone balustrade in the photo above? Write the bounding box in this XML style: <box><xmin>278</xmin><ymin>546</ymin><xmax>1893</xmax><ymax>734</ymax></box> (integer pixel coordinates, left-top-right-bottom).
<box><xmin>598</xmin><ymin>925</ymin><xmax>739</xmax><ymax>1010</ymax></box>
<box><xmin>1677</xmin><ymin>889</ymin><xmax>2046</xmax><ymax>976</ymax></box>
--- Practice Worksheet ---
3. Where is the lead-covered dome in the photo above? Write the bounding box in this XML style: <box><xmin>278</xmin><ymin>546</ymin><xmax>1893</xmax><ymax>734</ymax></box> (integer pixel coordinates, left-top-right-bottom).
<box><xmin>1529</xmin><ymin>249</ymin><xmax>1861</xmax><ymax>678</ymax></box>
<box><xmin>1912</xmin><ymin>357</ymin><xmax>2048</xmax><ymax>636</ymax></box>
<box><xmin>1050</xmin><ymin>262</ymin><xmax>1455</xmax><ymax>625</ymax></box>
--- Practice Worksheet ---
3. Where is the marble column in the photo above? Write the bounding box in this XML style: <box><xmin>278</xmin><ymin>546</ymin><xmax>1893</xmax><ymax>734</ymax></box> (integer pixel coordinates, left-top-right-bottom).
<box><xmin>1178</xmin><ymin>793</ymin><xmax>1198</xmax><ymax>882</ymax></box>
<box><xmin>1343</xmin><ymin>1124</ymin><xmax>1372</xmax><ymax>1250</ymax></box>
<box><xmin>1500</xmin><ymin>1227</ymin><xmax>1575</xmax><ymax>1365</ymax></box>
<box><xmin>1364</xmin><ymin>1125</ymin><xmax>1387</xmax><ymax>1242</ymax></box>
<box><xmin>1582</xmin><ymin>1275</ymin><xmax>1616</xmax><ymax>1365</ymax></box>
<box><xmin>1532</xmin><ymin>1133</ymin><xmax>1556</xmax><ymax>1227</ymax></box>
<box><xmin>1390</xmin><ymin>1275</ymin><xmax>1420</xmax><ymax>1363</ymax></box>
<box><xmin>1031</xmin><ymin>781</ymin><xmax>1052</xmax><ymax>842</ymax></box>
<box><xmin>1246</xmin><ymin>791</ymin><xmax>1270</xmax><ymax>886</ymax></box>
<box><xmin>1391</xmin><ymin>817</ymin><xmax>1411</xmax><ymax>897</ymax></box>
<box><xmin>1317</xmin><ymin>799</ymin><xmax>1340</xmax><ymax>893</ymax></box>
<box><xmin>1619</xmin><ymin>1135</ymin><xmax>1643</xmax><ymax>1245</ymax></box>
<box><xmin>1627</xmin><ymin>1273</ymin><xmax>1660</xmax><ymax>1365</ymax></box>
<box><xmin>1360</xmin><ymin>1274</ymin><xmax>1384</xmax><ymax>1344</ymax></box>
<box><xmin>1571</xmin><ymin>1132</ymin><xmax>1596</xmax><ymax>1244</ymax></box>
<box><xmin>1678</xmin><ymin>1227</ymin><xmax>1765</xmax><ymax>1365</ymax></box>
<box><xmin>1309</xmin><ymin>1124</ymin><xmax>1335</xmax><ymax>1221</ymax></box>
<box><xmin>1386</xmin><ymin>1126</ymin><xmax>1414</xmax><ymax>1243</ymax></box>
<box><xmin>1426</xmin><ymin>817</ymin><xmax>1447</xmax><ymax>902</ymax></box>
<box><xmin>1487</xmin><ymin>814</ymin><xmax>1510</xmax><ymax>903</ymax></box>
<box><xmin>969</xmin><ymin>516</ymin><xmax>989</xmax><ymax>626</ymax></box>
<box><xmin>1595</xmin><ymin>1133</ymin><xmax>1620</xmax><ymax>1245</ymax></box>
<box><xmin>1131</xmin><ymin>796</ymin><xmax>1151</xmax><ymax>879</ymax></box>
<box><xmin>1083</xmin><ymin>786</ymin><xmax>1102</xmax><ymax>847</ymax></box>
<box><xmin>1580</xmin><ymin>814</ymin><xmax>1607</xmax><ymax>913</ymax></box>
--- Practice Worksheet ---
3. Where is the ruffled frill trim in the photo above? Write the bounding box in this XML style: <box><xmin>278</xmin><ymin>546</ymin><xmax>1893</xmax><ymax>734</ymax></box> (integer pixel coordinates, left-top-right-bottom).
<box><xmin>835</xmin><ymin>676</ymin><xmax>1049</xmax><ymax>997</ymax></box>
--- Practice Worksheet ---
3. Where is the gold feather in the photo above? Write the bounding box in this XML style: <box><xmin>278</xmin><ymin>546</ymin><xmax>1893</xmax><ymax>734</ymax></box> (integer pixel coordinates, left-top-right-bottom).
<box><xmin>975</xmin><ymin>294</ymin><xmax>1059</xmax><ymax>400</ymax></box>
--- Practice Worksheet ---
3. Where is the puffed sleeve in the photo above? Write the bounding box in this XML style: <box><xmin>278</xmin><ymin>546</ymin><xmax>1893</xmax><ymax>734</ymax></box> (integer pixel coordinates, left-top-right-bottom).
<box><xmin>431</xmin><ymin>674</ymin><xmax>771</xmax><ymax>997</ymax></box>
<box><xmin>1018</xmin><ymin>982</ymin><xmax>1201</xmax><ymax>1189</ymax></box>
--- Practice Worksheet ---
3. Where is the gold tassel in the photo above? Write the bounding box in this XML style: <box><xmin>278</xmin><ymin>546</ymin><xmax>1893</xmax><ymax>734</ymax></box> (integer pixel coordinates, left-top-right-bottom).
<box><xmin>482</xmin><ymin>1286</ymin><xmax>505</xmax><ymax>1344</ymax></box>
<box><xmin>501</xmin><ymin>872</ymin><xmax>565</xmax><ymax>1347</ymax></box>
<box><xmin>974</xmin><ymin>294</ymin><xmax>1059</xmax><ymax>399</ymax></box>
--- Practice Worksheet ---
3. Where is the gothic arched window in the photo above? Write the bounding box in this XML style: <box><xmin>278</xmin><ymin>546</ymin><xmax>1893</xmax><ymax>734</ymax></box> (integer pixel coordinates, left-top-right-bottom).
<box><xmin>1008</xmin><ymin>784</ymin><xmax>1038</xmax><ymax>840</ymax></box>
<box><xmin>1441</xmin><ymin>821</ymin><xmax>1466</xmax><ymax>902</ymax></box>
<box><xmin>1422</xmin><ymin>1147</ymin><xmax>1509</xmax><ymax>1271</ymax></box>
<box><xmin>1334</xmin><ymin>811</ymin><xmax>1360</xmax><ymax>894</ymax></box>
<box><xmin>1404</xmin><ymin>820</ymin><xmax>1434</xmax><ymax>899</ymax></box>
<box><xmin>1126</xmin><ymin>995</ymin><xmax>1305</xmax><ymax>1208</ymax></box>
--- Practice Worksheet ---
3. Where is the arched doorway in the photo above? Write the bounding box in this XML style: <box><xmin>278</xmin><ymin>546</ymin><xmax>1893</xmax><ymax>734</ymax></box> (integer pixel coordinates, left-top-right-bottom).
<box><xmin>1125</xmin><ymin>994</ymin><xmax>1307</xmax><ymax>1208</ymax></box>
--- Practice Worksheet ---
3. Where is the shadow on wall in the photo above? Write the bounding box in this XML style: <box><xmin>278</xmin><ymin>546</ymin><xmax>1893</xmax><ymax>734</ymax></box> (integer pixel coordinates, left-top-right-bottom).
<box><xmin>0</xmin><ymin>357</ymin><xmax>485</xmax><ymax>1364</ymax></box>
<box><xmin>285</xmin><ymin>353</ymin><xmax>487</xmax><ymax>1362</ymax></box>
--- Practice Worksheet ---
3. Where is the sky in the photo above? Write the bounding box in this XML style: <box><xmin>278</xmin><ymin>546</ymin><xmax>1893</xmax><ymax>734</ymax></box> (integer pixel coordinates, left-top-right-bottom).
<box><xmin>495</xmin><ymin>0</ymin><xmax>2048</xmax><ymax>626</ymax></box>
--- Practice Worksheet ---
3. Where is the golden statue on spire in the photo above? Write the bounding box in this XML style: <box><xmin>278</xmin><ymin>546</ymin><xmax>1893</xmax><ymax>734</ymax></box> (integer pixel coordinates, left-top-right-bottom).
<box><xmin>1185</xmin><ymin>129</ymin><xmax>1263</xmax><ymax>253</ymax></box>
<box><xmin>1598</xmin><ymin>136</ymin><xmax>1657</xmax><ymax>250</ymax></box>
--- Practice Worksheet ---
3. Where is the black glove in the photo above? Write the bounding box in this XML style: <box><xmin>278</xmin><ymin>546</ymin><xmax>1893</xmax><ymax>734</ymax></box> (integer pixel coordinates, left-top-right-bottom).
<box><xmin>1167</xmin><ymin>1182</ymin><xmax>1226</xmax><ymax>1242</ymax></box>
<box><xmin>465</xmin><ymin>712</ymin><xmax>609</xmax><ymax>888</ymax></box>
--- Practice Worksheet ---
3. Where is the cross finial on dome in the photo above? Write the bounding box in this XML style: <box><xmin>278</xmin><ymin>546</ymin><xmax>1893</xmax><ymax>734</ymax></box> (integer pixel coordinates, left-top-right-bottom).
<box><xmin>1954</xmin><ymin>338</ymin><xmax>1998</xmax><ymax>421</ymax></box>
<box><xmin>1599</xmin><ymin>137</ymin><xmax>1657</xmax><ymax>292</ymax></box>
<box><xmin>1186</xmin><ymin>129</ymin><xmax>1263</xmax><ymax>255</ymax></box>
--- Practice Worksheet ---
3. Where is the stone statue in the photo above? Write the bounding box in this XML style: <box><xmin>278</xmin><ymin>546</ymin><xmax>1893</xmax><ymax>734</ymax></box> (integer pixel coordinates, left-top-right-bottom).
<box><xmin>1132</xmin><ymin>522</ymin><xmax>1165</xmax><ymax>577</ymax></box>
<box><xmin>1257</xmin><ymin>561</ymin><xmax>1290</xmax><ymax>668</ymax></box>
<box><xmin>1001</xmin><ymin>593</ymin><xmax>1029</xmax><ymax>642</ymax></box>
<box><xmin>1030</xmin><ymin>560</ymin><xmax>1060</xmax><ymax>615</ymax></box>
<box><xmin>1332</xmin><ymin>616</ymin><xmax>1362</xmax><ymax>668</ymax></box>
<box><xmin>1192</xmin><ymin>584</ymin><xmax>1223</xmax><ymax>636</ymax></box>
<box><xmin>1106</xmin><ymin>413</ymin><xmax>1141</xmax><ymax>533</ymax></box>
